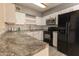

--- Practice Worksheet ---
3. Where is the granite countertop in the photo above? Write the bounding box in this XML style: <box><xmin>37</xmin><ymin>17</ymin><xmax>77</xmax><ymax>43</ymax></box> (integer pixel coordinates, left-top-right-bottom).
<box><xmin>0</xmin><ymin>31</ymin><xmax>47</xmax><ymax>56</ymax></box>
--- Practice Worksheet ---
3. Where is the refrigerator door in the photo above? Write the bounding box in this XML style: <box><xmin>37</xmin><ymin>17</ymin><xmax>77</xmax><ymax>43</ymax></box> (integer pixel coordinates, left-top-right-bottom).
<box><xmin>57</xmin><ymin>13</ymin><xmax>69</xmax><ymax>54</ymax></box>
<box><xmin>67</xmin><ymin>11</ymin><xmax>79</xmax><ymax>55</ymax></box>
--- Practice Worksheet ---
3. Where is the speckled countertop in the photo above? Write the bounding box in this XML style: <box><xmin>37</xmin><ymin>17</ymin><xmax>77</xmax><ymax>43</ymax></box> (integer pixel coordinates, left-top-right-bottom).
<box><xmin>0</xmin><ymin>31</ymin><xmax>47</xmax><ymax>56</ymax></box>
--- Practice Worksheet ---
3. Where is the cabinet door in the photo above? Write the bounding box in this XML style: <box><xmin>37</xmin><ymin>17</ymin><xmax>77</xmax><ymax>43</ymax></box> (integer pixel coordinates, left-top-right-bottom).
<box><xmin>5</xmin><ymin>3</ymin><xmax>16</xmax><ymax>23</ymax></box>
<box><xmin>26</xmin><ymin>32</ymin><xmax>34</xmax><ymax>37</ymax></box>
<box><xmin>33</xmin><ymin>31</ymin><xmax>43</xmax><ymax>40</ymax></box>
<box><xmin>36</xmin><ymin>17</ymin><xmax>45</xmax><ymax>25</ymax></box>
<box><xmin>53</xmin><ymin>31</ymin><xmax>57</xmax><ymax>47</ymax></box>
<box><xmin>16</xmin><ymin>12</ymin><xmax>26</xmax><ymax>24</ymax></box>
<box><xmin>33</xmin><ymin>32</ymin><xmax>38</xmax><ymax>39</ymax></box>
<box><xmin>39</xmin><ymin>31</ymin><xmax>43</xmax><ymax>41</ymax></box>
<box><xmin>36</xmin><ymin>17</ymin><xmax>41</xmax><ymax>25</ymax></box>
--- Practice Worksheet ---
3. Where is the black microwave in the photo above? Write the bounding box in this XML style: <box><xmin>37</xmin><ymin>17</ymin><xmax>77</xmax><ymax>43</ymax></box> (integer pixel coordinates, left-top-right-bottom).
<box><xmin>46</xmin><ymin>18</ymin><xmax>56</xmax><ymax>25</ymax></box>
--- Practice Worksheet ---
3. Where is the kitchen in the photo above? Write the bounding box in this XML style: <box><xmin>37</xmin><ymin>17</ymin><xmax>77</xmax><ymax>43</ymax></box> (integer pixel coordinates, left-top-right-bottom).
<box><xmin>0</xmin><ymin>3</ymin><xmax>79</xmax><ymax>56</ymax></box>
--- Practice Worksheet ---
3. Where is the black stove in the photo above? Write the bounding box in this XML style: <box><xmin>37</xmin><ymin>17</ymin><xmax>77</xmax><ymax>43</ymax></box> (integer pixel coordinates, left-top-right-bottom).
<box><xmin>43</xmin><ymin>27</ymin><xmax>58</xmax><ymax>46</ymax></box>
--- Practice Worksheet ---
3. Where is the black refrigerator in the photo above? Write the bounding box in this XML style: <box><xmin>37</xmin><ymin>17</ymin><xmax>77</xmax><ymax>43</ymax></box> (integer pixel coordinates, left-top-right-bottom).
<box><xmin>57</xmin><ymin>10</ymin><xmax>79</xmax><ymax>56</ymax></box>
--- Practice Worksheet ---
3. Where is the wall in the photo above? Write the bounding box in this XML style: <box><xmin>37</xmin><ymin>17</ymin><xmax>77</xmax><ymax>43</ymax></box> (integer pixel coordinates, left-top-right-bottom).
<box><xmin>5</xmin><ymin>3</ymin><xmax>16</xmax><ymax>23</ymax></box>
<box><xmin>0</xmin><ymin>3</ymin><xmax>16</xmax><ymax>35</ymax></box>
<box><xmin>0</xmin><ymin>19</ymin><xmax>6</xmax><ymax>35</ymax></box>
<box><xmin>15</xmin><ymin>4</ymin><xmax>42</xmax><ymax>17</ymax></box>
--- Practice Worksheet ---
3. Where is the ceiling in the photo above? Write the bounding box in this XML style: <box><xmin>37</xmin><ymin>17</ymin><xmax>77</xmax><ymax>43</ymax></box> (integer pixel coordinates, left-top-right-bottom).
<box><xmin>17</xmin><ymin>3</ymin><xmax>62</xmax><ymax>12</ymax></box>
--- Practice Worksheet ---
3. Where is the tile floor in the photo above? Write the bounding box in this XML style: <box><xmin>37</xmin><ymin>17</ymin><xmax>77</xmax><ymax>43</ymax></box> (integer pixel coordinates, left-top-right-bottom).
<box><xmin>49</xmin><ymin>46</ymin><xmax>66</xmax><ymax>56</ymax></box>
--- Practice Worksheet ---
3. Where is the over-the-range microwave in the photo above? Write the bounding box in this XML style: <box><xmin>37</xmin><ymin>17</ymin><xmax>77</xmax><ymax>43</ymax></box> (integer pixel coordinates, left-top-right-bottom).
<box><xmin>46</xmin><ymin>18</ymin><xmax>56</xmax><ymax>25</ymax></box>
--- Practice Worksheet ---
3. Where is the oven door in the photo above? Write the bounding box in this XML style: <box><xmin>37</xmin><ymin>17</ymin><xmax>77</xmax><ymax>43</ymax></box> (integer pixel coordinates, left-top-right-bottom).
<box><xmin>43</xmin><ymin>31</ymin><xmax>53</xmax><ymax>46</ymax></box>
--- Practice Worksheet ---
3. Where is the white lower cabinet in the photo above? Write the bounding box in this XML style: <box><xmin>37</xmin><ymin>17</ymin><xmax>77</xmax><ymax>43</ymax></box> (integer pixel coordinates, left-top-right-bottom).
<box><xmin>33</xmin><ymin>32</ymin><xmax>39</xmax><ymax>39</ymax></box>
<box><xmin>34</xmin><ymin>31</ymin><xmax>43</xmax><ymax>41</ymax></box>
<box><xmin>53</xmin><ymin>31</ymin><xmax>58</xmax><ymax>47</ymax></box>
<box><xmin>26</xmin><ymin>31</ymin><xmax>43</xmax><ymax>41</ymax></box>
<box><xmin>26</xmin><ymin>32</ymin><xmax>34</xmax><ymax>37</ymax></box>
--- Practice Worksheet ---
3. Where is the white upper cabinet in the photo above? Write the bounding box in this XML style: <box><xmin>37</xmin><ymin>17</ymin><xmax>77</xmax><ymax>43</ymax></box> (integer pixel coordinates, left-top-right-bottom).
<box><xmin>16</xmin><ymin>11</ymin><xmax>36</xmax><ymax>24</ymax></box>
<box><xmin>16</xmin><ymin>12</ymin><xmax>26</xmax><ymax>24</ymax></box>
<box><xmin>36</xmin><ymin>17</ymin><xmax>46</xmax><ymax>25</ymax></box>
<box><xmin>25</xmin><ymin>16</ymin><xmax>36</xmax><ymax>24</ymax></box>
<box><xmin>36</xmin><ymin>17</ymin><xmax>41</xmax><ymax>25</ymax></box>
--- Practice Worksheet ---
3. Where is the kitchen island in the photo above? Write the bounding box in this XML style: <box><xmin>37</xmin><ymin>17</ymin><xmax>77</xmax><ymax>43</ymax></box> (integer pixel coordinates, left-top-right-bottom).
<box><xmin>0</xmin><ymin>31</ymin><xmax>48</xmax><ymax>56</ymax></box>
